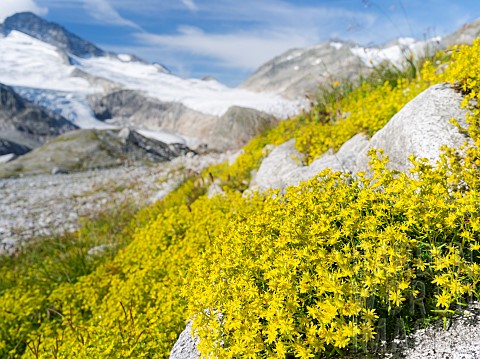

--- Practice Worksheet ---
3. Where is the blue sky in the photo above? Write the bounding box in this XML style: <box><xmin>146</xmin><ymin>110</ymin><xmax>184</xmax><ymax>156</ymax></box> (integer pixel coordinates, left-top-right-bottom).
<box><xmin>0</xmin><ymin>0</ymin><xmax>479</xmax><ymax>87</ymax></box>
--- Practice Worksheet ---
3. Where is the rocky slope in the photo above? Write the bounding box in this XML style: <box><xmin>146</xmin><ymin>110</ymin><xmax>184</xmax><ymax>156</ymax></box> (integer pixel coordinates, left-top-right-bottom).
<box><xmin>240</xmin><ymin>40</ymin><xmax>368</xmax><ymax>99</ymax></box>
<box><xmin>0</xmin><ymin>128</ymin><xmax>193</xmax><ymax>178</ymax></box>
<box><xmin>89</xmin><ymin>90</ymin><xmax>279</xmax><ymax>151</ymax></box>
<box><xmin>241</xmin><ymin>37</ymin><xmax>441</xmax><ymax>99</ymax></box>
<box><xmin>241</xmin><ymin>18</ymin><xmax>480</xmax><ymax>99</ymax></box>
<box><xmin>440</xmin><ymin>18</ymin><xmax>480</xmax><ymax>47</ymax></box>
<box><xmin>0</xmin><ymin>151</ymin><xmax>230</xmax><ymax>254</ymax></box>
<box><xmin>241</xmin><ymin>17</ymin><xmax>479</xmax><ymax>100</ymax></box>
<box><xmin>0</xmin><ymin>82</ymin><xmax>77</xmax><ymax>154</ymax></box>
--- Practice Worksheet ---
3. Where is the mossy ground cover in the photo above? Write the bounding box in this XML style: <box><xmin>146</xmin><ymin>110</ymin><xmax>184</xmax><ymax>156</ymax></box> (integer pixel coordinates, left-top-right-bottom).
<box><xmin>1</xmin><ymin>40</ymin><xmax>480</xmax><ymax>358</ymax></box>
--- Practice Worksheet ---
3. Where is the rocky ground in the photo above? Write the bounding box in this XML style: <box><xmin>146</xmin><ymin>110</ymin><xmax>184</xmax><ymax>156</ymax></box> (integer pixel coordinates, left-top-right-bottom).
<box><xmin>0</xmin><ymin>153</ymin><xmax>230</xmax><ymax>254</ymax></box>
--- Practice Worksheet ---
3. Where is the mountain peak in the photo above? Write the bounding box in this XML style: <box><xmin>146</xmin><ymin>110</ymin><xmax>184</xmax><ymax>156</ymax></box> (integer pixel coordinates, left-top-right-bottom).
<box><xmin>1</xmin><ymin>12</ymin><xmax>105</xmax><ymax>58</ymax></box>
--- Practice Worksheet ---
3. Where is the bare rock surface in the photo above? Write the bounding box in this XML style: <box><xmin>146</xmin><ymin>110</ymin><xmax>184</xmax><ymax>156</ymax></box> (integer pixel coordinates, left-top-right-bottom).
<box><xmin>355</xmin><ymin>84</ymin><xmax>469</xmax><ymax>173</ymax></box>
<box><xmin>252</xmin><ymin>84</ymin><xmax>469</xmax><ymax>191</ymax></box>
<box><xmin>441</xmin><ymin>18</ymin><xmax>480</xmax><ymax>47</ymax></box>
<box><xmin>88</xmin><ymin>90</ymin><xmax>217</xmax><ymax>144</ymax></box>
<box><xmin>89</xmin><ymin>90</ymin><xmax>278</xmax><ymax>152</ymax></box>
<box><xmin>0</xmin><ymin>82</ymin><xmax>77</xmax><ymax>150</ymax></box>
<box><xmin>250</xmin><ymin>133</ymin><xmax>368</xmax><ymax>191</ymax></box>
<box><xmin>169</xmin><ymin>321</ymin><xmax>201</xmax><ymax>359</ymax></box>
<box><xmin>400</xmin><ymin>302</ymin><xmax>480</xmax><ymax>358</ymax></box>
<box><xmin>0</xmin><ymin>153</ymin><xmax>228</xmax><ymax>254</ymax></box>
<box><xmin>249</xmin><ymin>139</ymin><xmax>303</xmax><ymax>191</ymax></box>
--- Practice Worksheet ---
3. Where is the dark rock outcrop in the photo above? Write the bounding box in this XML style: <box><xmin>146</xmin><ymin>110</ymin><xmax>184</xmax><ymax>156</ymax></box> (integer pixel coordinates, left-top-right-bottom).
<box><xmin>0</xmin><ymin>128</ymin><xmax>194</xmax><ymax>178</ymax></box>
<box><xmin>0</xmin><ymin>139</ymin><xmax>31</xmax><ymax>156</ymax></box>
<box><xmin>0</xmin><ymin>83</ymin><xmax>77</xmax><ymax>149</ymax></box>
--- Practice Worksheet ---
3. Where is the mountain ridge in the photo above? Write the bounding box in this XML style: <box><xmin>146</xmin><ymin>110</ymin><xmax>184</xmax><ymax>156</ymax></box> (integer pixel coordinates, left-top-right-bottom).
<box><xmin>2</xmin><ymin>12</ymin><xmax>105</xmax><ymax>58</ymax></box>
<box><xmin>241</xmin><ymin>18</ymin><xmax>480</xmax><ymax>98</ymax></box>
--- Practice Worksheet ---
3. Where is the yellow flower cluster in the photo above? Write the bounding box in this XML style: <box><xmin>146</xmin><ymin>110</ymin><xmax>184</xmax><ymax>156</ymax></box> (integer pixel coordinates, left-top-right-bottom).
<box><xmin>294</xmin><ymin>69</ymin><xmax>439</xmax><ymax>163</ymax></box>
<box><xmin>1</xmin><ymin>39</ymin><xmax>480</xmax><ymax>358</ymax></box>
<box><xmin>187</xmin><ymin>149</ymin><xmax>480</xmax><ymax>357</ymax></box>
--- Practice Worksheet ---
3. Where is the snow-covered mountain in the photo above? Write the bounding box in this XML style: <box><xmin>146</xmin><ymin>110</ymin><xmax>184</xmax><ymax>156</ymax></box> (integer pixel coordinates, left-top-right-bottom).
<box><xmin>1</xmin><ymin>12</ymin><xmax>479</xmax><ymax>172</ymax></box>
<box><xmin>1</xmin><ymin>12</ymin><xmax>106</xmax><ymax>58</ymax></box>
<box><xmin>0</xmin><ymin>12</ymin><xmax>302</xmax><ymax>151</ymax></box>
<box><xmin>0</xmin><ymin>83</ymin><xmax>77</xmax><ymax>153</ymax></box>
<box><xmin>241</xmin><ymin>37</ymin><xmax>442</xmax><ymax>99</ymax></box>
<box><xmin>241</xmin><ymin>18</ymin><xmax>480</xmax><ymax>99</ymax></box>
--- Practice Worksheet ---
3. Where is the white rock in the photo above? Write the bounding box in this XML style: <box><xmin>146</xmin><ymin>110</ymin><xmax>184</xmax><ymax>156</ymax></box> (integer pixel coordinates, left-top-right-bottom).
<box><xmin>356</xmin><ymin>84</ymin><xmax>469</xmax><ymax>173</ymax></box>
<box><xmin>250</xmin><ymin>134</ymin><xmax>368</xmax><ymax>191</ymax></box>
<box><xmin>169</xmin><ymin>321</ymin><xmax>201</xmax><ymax>359</ymax></box>
<box><xmin>249</xmin><ymin>139</ymin><xmax>304</xmax><ymax>191</ymax></box>
<box><xmin>0</xmin><ymin>153</ymin><xmax>16</xmax><ymax>163</ymax></box>
<box><xmin>207</xmin><ymin>179</ymin><xmax>224</xmax><ymax>198</ymax></box>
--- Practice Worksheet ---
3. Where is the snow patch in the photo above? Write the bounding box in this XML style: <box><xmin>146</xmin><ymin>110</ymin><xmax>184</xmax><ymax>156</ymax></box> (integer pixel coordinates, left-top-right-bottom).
<box><xmin>330</xmin><ymin>42</ymin><xmax>343</xmax><ymax>50</ymax></box>
<box><xmin>0</xmin><ymin>31</ymin><xmax>94</xmax><ymax>93</ymax></box>
<box><xmin>117</xmin><ymin>54</ymin><xmax>132</xmax><ymax>62</ymax></box>
<box><xmin>351</xmin><ymin>37</ymin><xmax>441</xmax><ymax>68</ymax></box>
<box><xmin>0</xmin><ymin>29</ymin><xmax>304</xmax><ymax>123</ymax></box>
<box><xmin>285</xmin><ymin>51</ymin><xmax>303</xmax><ymax>61</ymax></box>
<box><xmin>0</xmin><ymin>154</ymin><xmax>16</xmax><ymax>163</ymax></box>
<box><xmin>137</xmin><ymin>129</ymin><xmax>188</xmax><ymax>145</ymax></box>
<box><xmin>75</xmin><ymin>55</ymin><xmax>302</xmax><ymax>117</ymax></box>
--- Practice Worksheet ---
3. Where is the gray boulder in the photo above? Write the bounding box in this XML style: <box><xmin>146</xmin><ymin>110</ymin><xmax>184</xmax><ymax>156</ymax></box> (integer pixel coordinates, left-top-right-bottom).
<box><xmin>0</xmin><ymin>139</ymin><xmax>31</xmax><ymax>156</ymax></box>
<box><xmin>251</xmin><ymin>84</ymin><xmax>470</xmax><ymax>190</ymax></box>
<box><xmin>250</xmin><ymin>134</ymin><xmax>368</xmax><ymax>191</ymax></box>
<box><xmin>169</xmin><ymin>321</ymin><xmax>201</xmax><ymax>359</ymax></box>
<box><xmin>306</xmin><ymin>133</ymin><xmax>369</xmax><ymax>175</ymax></box>
<box><xmin>355</xmin><ymin>84</ymin><xmax>469</xmax><ymax>173</ymax></box>
<box><xmin>249</xmin><ymin>139</ymin><xmax>303</xmax><ymax>191</ymax></box>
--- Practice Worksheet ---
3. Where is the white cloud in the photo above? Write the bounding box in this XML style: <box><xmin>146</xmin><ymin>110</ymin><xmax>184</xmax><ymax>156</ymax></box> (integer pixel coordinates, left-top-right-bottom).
<box><xmin>82</xmin><ymin>0</ymin><xmax>141</xmax><ymax>29</ymax></box>
<box><xmin>0</xmin><ymin>0</ymin><xmax>48</xmax><ymax>22</ymax></box>
<box><xmin>131</xmin><ymin>1</ymin><xmax>376</xmax><ymax>70</ymax></box>
<box><xmin>181</xmin><ymin>0</ymin><xmax>197</xmax><ymax>11</ymax></box>
<box><xmin>136</xmin><ymin>26</ymin><xmax>313</xmax><ymax>70</ymax></box>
